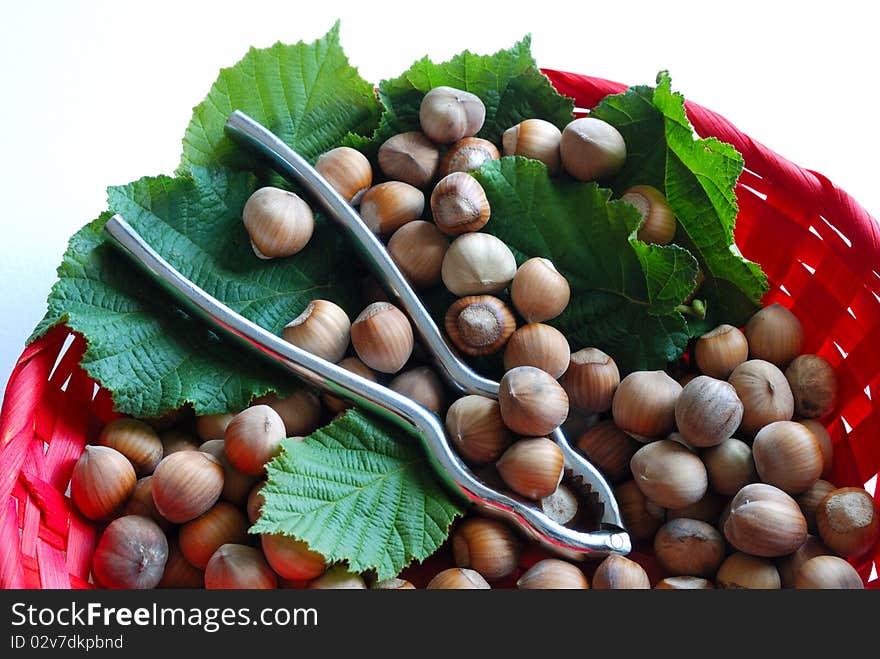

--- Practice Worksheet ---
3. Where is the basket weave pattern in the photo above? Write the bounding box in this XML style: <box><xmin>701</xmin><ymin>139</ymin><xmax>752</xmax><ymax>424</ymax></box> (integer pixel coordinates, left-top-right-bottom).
<box><xmin>1</xmin><ymin>70</ymin><xmax>878</xmax><ymax>589</ymax></box>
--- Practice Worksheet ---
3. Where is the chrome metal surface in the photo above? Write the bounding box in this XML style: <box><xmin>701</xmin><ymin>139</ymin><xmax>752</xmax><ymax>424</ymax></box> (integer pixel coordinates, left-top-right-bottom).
<box><xmin>104</xmin><ymin>214</ymin><xmax>629</xmax><ymax>557</ymax></box>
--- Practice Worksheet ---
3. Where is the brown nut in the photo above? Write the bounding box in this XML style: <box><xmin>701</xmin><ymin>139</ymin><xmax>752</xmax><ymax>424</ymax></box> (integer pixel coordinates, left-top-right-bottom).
<box><xmin>71</xmin><ymin>445</ymin><xmax>137</xmax><ymax>521</ymax></box>
<box><xmin>629</xmin><ymin>440</ymin><xmax>707</xmax><ymax>509</ymax></box>
<box><xmin>510</xmin><ymin>257</ymin><xmax>570</xmax><ymax>323</ymax></box>
<box><xmin>776</xmin><ymin>535</ymin><xmax>831</xmax><ymax>588</ymax></box>
<box><xmin>559</xmin><ymin>117</ymin><xmax>626</xmax><ymax>181</ymax></box>
<box><xmin>574</xmin><ymin>420</ymin><xmax>640</xmax><ymax>484</ymax></box>
<box><xmin>496</xmin><ymin>437</ymin><xmax>564</xmax><ymax>500</ymax></box>
<box><xmin>440</xmin><ymin>137</ymin><xmax>499</xmax><ymax>177</ymax></box>
<box><xmin>98</xmin><ymin>418</ymin><xmax>163</xmax><ymax>476</ymax></box>
<box><xmin>503</xmin><ymin>323</ymin><xmax>571</xmax><ymax>380</ymax></box>
<box><xmin>498</xmin><ymin>366</ymin><xmax>569</xmax><ymax>436</ymax></box>
<box><xmin>445</xmin><ymin>395</ymin><xmax>514</xmax><ymax>465</ymax></box>
<box><xmin>426</xmin><ymin>567</ymin><xmax>491</xmax><ymax>589</ymax></box>
<box><xmin>591</xmin><ymin>555</ymin><xmax>650</xmax><ymax>589</ymax></box>
<box><xmin>795</xmin><ymin>555</ymin><xmax>864</xmax><ymax>589</ymax></box>
<box><xmin>179</xmin><ymin>502</ymin><xmax>250</xmax><ymax>570</ymax></box>
<box><xmin>785</xmin><ymin>354</ymin><xmax>838</xmax><ymax>419</ymax></box>
<box><xmin>445</xmin><ymin>295</ymin><xmax>516</xmax><ymax>357</ymax></box>
<box><xmin>716</xmin><ymin>552</ymin><xmax>780</xmax><ymax>589</ymax></box>
<box><xmin>451</xmin><ymin>517</ymin><xmax>520</xmax><ymax>581</ymax></box>
<box><xmin>151</xmin><ymin>450</ymin><xmax>224</xmax><ymax>524</ymax></box>
<box><xmin>516</xmin><ymin>559</ymin><xmax>589</xmax><ymax>589</ymax></box>
<box><xmin>694</xmin><ymin>324</ymin><xmax>749</xmax><ymax>380</ymax></box>
<box><xmin>387</xmin><ymin>220</ymin><xmax>449</xmax><ymax>289</ymax></box>
<box><xmin>724</xmin><ymin>483</ymin><xmax>807</xmax><ymax>557</ymax></box>
<box><xmin>315</xmin><ymin>146</ymin><xmax>372</xmax><ymax>204</ymax></box>
<box><xmin>561</xmin><ymin>348</ymin><xmax>619</xmax><ymax>415</ymax></box>
<box><xmin>728</xmin><ymin>359</ymin><xmax>794</xmax><ymax>436</ymax></box>
<box><xmin>744</xmin><ymin>303</ymin><xmax>804</xmax><ymax>367</ymax></box>
<box><xmin>796</xmin><ymin>479</ymin><xmax>837</xmax><ymax>533</ymax></box>
<box><xmin>224</xmin><ymin>405</ymin><xmax>287</xmax><ymax>476</ymax></box>
<box><xmin>205</xmin><ymin>544</ymin><xmax>277</xmax><ymax>590</ymax></box>
<box><xmin>389</xmin><ymin>366</ymin><xmax>446</xmax><ymax>415</ymax></box>
<box><xmin>282</xmin><ymin>299</ymin><xmax>351</xmax><ymax>363</ymax></box>
<box><xmin>612</xmin><ymin>371</ymin><xmax>681</xmax><ymax>439</ymax></box>
<box><xmin>653</xmin><ymin>518</ymin><xmax>725</xmax><ymax>578</ymax></box>
<box><xmin>93</xmin><ymin>515</ymin><xmax>168</xmax><ymax>589</ymax></box>
<box><xmin>158</xmin><ymin>537</ymin><xmax>205</xmax><ymax>589</ymax></box>
<box><xmin>815</xmin><ymin>487</ymin><xmax>880</xmax><ymax>557</ymax></box>
<box><xmin>614</xmin><ymin>480</ymin><xmax>665</xmax><ymax>542</ymax></box>
<box><xmin>252</xmin><ymin>389</ymin><xmax>322</xmax><ymax>438</ymax></box>
<box><xmin>675</xmin><ymin>376</ymin><xmax>743</xmax><ymax>447</ymax></box>
<box><xmin>701</xmin><ymin>438</ymin><xmax>757</xmax><ymax>497</ymax></box>
<box><xmin>261</xmin><ymin>534</ymin><xmax>326</xmax><ymax>581</ymax></box>
<box><xmin>752</xmin><ymin>420</ymin><xmax>823</xmax><ymax>495</ymax></box>
<box><xmin>377</xmin><ymin>132</ymin><xmax>439</xmax><ymax>188</ymax></box>
<box><xmin>621</xmin><ymin>185</ymin><xmax>676</xmax><ymax>245</ymax></box>
<box><xmin>351</xmin><ymin>302</ymin><xmax>414</xmax><ymax>374</ymax></box>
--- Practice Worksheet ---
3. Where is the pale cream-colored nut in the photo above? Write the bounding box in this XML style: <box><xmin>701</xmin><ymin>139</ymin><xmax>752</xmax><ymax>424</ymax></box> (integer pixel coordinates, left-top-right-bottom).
<box><xmin>655</xmin><ymin>576</ymin><xmax>714</xmax><ymax>590</ymax></box>
<box><xmin>441</xmin><ymin>232</ymin><xmax>516</xmax><ymax>296</ymax></box>
<box><xmin>539</xmin><ymin>484</ymin><xmax>580</xmax><ymax>526</ymax></box>
<box><xmin>243</xmin><ymin>187</ymin><xmax>314</xmax><ymax>259</ymax></box>
<box><xmin>559</xmin><ymin>117</ymin><xmax>626</xmax><ymax>181</ymax></box>
<box><xmin>419</xmin><ymin>86</ymin><xmax>486</xmax><ymax>144</ymax></box>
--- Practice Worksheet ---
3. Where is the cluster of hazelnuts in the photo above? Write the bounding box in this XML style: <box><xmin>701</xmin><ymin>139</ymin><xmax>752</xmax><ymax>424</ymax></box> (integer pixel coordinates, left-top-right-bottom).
<box><xmin>73</xmin><ymin>85</ymin><xmax>876</xmax><ymax>589</ymax></box>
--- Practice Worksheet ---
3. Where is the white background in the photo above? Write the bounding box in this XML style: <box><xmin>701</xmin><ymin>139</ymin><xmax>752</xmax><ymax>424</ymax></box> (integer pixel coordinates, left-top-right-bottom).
<box><xmin>0</xmin><ymin>0</ymin><xmax>877</xmax><ymax>399</ymax></box>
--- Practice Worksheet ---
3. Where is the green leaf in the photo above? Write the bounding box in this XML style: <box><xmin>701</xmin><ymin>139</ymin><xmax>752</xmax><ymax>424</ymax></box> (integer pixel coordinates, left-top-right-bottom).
<box><xmin>359</xmin><ymin>35</ymin><xmax>573</xmax><ymax>153</ymax></box>
<box><xmin>473</xmin><ymin>157</ymin><xmax>697</xmax><ymax>372</ymax></box>
<box><xmin>33</xmin><ymin>167</ymin><xmax>362</xmax><ymax>417</ymax></box>
<box><xmin>180</xmin><ymin>22</ymin><xmax>381</xmax><ymax>173</ymax></box>
<box><xmin>592</xmin><ymin>72</ymin><xmax>768</xmax><ymax>327</ymax></box>
<box><xmin>253</xmin><ymin>409</ymin><xmax>464</xmax><ymax>580</ymax></box>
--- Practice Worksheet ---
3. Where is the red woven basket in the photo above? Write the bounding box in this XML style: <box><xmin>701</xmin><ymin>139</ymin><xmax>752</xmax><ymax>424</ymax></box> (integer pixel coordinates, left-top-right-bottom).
<box><xmin>2</xmin><ymin>70</ymin><xmax>878</xmax><ymax>590</ymax></box>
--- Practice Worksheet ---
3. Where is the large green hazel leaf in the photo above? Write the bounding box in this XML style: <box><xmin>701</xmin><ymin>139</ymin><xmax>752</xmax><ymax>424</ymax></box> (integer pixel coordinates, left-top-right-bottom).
<box><xmin>592</xmin><ymin>72</ymin><xmax>768</xmax><ymax>331</ymax></box>
<box><xmin>472</xmin><ymin>157</ymin><xmax>698</xmax><ymax>373</ymax></box>
<box><xmin>32</xmin><ymin>167</ymin><xmax>363</xmax><ymax>417</ymax></box>
<box><xmin>180</xmin><ymin>21</ymin><xmax>381</xmax><ymax>174</ymax></box>
<box><xmin>253</xmin><ymin>409</ymin><xmax>464</xmax><ymax>580</ymax></box>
